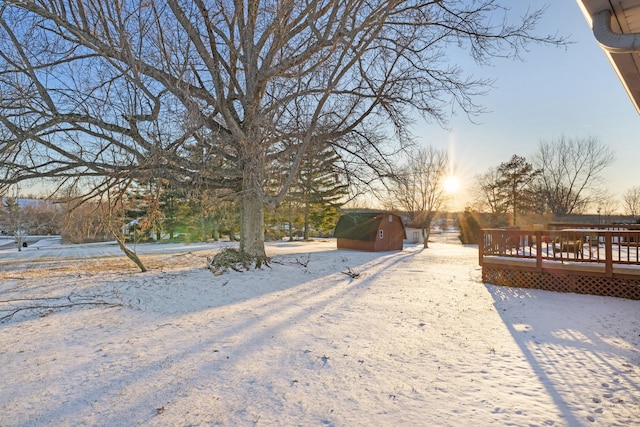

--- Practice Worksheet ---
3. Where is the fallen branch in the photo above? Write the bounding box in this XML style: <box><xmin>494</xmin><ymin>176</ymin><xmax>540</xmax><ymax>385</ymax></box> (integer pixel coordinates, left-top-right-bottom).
<box><xmin>269</xmin><ymin>254</ymin><xmax>311</xmax><ymax>268</ymax></box>
<box><xmin>0</xmin><ymin>293</ymin><xmax>122</xmax><ymax>322</ymax></box>
<box><xmin>0</xmin><ymin>296</ymin><xmax>61</xmax><ymax>303</ymax></box>
<box><xmin>295</xmin><ymin>254</ymin><xmax>311</xmax><ymax>268</ymax></box>
<box><xmin>341</xmin><ymin>267</ymin><xmax>360</xmax><ymax>279</ymax></box>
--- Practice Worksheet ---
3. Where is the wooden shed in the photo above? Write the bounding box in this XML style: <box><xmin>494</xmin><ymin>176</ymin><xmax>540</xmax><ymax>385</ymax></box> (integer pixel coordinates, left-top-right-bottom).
<box><xmin>334</xmin><ymin>212</ymin><xmax>406</xmax><ymax>251</ymax></box>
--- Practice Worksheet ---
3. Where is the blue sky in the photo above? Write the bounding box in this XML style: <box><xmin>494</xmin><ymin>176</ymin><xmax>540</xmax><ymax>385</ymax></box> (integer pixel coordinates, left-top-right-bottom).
<box><xmin>415</xmin><ymin>1</ymin><xmax>640</xmax><ymax>212</ymax></box>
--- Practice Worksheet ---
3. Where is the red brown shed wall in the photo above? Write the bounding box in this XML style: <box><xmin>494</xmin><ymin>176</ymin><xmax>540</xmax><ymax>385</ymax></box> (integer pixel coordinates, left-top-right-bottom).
<box><xmin>336</xmin><ymin>238</ymin><xmax>377</xmax><ymax>251</ymax></box>
<box><xmin>374</xmin><ymin>214</ymin><xmax>405</xmax><ymax>251</ymax></box>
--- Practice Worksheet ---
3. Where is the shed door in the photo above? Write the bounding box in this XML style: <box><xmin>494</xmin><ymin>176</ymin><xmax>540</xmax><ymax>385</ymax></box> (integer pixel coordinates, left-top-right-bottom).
<box><xmin>378</xmin><ymin>225</ymin><xmax>389</xmax><ymax>250</ymax></box>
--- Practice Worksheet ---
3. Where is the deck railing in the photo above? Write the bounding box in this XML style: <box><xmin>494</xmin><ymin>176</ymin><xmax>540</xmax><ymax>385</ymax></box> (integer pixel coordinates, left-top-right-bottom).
<box><xmin>479</xmin><ymin>227</ymin><xmax>640</xmax><ymax>271</ymax></box>
<box><xmin>479</xmin><ymin>226</ymin><xmax>640</xmax><ymax>299</ymax></box>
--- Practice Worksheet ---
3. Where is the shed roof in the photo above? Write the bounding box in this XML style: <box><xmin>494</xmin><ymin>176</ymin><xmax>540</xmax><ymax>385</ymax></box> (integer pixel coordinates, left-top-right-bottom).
<box><xmin>334</xmin><ymin>212</ymin><xmax>392</xmax><ymax>241</ymax></box>
<box><xmin>577</xmin><ymin>0</ymin><xmax>640</xmax><ymax>114</ymax></box>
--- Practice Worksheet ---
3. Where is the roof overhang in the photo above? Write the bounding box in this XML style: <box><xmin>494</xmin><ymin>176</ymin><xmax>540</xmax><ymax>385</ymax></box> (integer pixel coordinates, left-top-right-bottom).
<box><xmin>577</xmin><ymin>0</ymin><xmax>640</xmax><ymax>114</ymax></box>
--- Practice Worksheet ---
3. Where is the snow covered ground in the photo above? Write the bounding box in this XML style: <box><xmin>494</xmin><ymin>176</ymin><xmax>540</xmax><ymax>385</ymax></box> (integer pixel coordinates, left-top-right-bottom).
<box><xmin>0</xmin><ymin>237</ymin><xmax>638</xmax><ymax>426</ymax></box>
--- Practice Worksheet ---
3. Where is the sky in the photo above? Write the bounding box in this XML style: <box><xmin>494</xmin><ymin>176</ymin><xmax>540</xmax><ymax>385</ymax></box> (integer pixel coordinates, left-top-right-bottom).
<box><xmin>415</xmin><ymin>1</ymin><xmax>640</xmax><ymax>212</ymax></box>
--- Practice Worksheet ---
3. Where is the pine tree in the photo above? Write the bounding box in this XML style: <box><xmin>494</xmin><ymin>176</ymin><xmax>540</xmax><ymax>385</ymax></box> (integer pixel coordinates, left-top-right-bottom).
<box><xmin>288</xmin><ymin>143</ymin><xmax>348</xmax><ymax>240</ymax></box>
<box><xmin>496</xmin><ymin>155</ymin><xmax>541</xmax><ymax>226</ymax></box>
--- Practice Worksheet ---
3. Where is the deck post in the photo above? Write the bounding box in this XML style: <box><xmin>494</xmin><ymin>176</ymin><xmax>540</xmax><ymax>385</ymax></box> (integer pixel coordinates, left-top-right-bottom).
<box><xmin>478</xmin><ymin>230</ymin><xmax>484</xmax><ymax>266</ymax></box>
<box><xmin>605</xmin><ymin>233</ymin><xmax>613</xmax><ymax>277</ymax></box>
<box><xmin>536</xmin><ymin>231</ymin><xmax>543</xmax><ymax>271</ymax></box>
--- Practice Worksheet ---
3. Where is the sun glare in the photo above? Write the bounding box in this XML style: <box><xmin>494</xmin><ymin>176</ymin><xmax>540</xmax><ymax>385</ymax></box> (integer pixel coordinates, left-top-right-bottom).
<box><xmin>444</xmin><ymin>176</ymin><xmax>460</xmax><ymax>194</ymax></box>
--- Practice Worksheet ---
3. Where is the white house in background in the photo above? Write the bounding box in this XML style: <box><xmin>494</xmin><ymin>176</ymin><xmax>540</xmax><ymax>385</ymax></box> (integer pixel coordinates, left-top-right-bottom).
<box><xmin>404</xmin><ymin>227</ymin><xmax>424</xmax><ymax>244</ymax></box>
<box><xmin>404</xmin><ymin>218</ymin><xmax>459</xmax><ymax>245</ymax></box>
<box><xmin>577</xmin><ymin>0</ymin><xmax>640</xmax><ymax>114</ymax></box>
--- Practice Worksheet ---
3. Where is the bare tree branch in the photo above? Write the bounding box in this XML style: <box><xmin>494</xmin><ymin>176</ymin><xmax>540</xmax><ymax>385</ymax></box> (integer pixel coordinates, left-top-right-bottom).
<box><xmin>387</xmin><ymin>146</ymin><xmax>448</xmax><ymax>247</ymax></box>
<box><xmin>533</xmin><ymin>136</ymin><xmax>615</xmax><ymax>216</ymax></box>
<box><xmin>1</xmin><ymin>0</ymin><xmax>568</xmax><ymax>261</ymax></box>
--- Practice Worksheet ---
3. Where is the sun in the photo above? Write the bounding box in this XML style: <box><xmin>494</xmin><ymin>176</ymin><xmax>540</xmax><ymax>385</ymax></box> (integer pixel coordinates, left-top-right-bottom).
<box><xmin>444</xmin><ymin>176</ymin><xmax>461</xmax><ymax>194</ymax></box>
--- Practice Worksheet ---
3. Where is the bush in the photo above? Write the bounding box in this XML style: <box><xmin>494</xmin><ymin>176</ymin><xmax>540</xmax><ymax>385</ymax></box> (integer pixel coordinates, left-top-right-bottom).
<box><xmin>459</xmin><ymin>209</ymin><xmax>481</xmax><ymax>244</ymax></box>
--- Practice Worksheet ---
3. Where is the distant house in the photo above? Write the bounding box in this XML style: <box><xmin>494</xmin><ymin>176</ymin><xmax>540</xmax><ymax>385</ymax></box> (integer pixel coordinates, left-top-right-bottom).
<box><xmin>404</xmin><ymin>227</ymin><xmax>424</xmax><ymax>245</ymax></box>
<box><xmin>334</xmin><ymin>212</ymin><xmax>406</xmax><ymax>251</ymax></box>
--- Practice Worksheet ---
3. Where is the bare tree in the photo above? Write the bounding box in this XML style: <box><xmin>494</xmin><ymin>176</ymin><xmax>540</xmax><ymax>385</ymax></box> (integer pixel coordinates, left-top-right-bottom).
<box><xmin>60</xmin><ymin>200</ymin><xmax>111</xmax><ymax>244</ymax></box>
<box><xmin>389</xmin><ymin>147</ymin><xmax>448</xmax><ymax>248</ymax></box>
<box><xmin>0</xmin><ymin>1</ymin><xmax>566</xmax><ymax>266</ymax></box>
<box><xmin>623</xmin><ymin>187</ymin><xmax>640</xmax><ymax>222</ymax></box>
<box><xmin>584</xmin><ymin>188</ymin><xmax>617</xmax><ymax>224</ymax></box>
<box><xmin>533</xmin><ymin>136</ymin><xmax>615</xmax><ymax>216</ymax></box>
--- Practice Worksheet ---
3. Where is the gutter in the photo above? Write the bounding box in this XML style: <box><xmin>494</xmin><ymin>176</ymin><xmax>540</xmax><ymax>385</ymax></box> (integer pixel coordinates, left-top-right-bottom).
<box><xmin>592</xmin><ymin>9</ymin><xmax>640</xmax><ymax>53</ymax></box>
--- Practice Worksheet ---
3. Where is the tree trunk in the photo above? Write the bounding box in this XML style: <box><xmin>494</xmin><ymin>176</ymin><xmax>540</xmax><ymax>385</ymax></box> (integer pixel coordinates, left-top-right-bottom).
<box><xmin>200</xmin><ymin>215</ymin><xmax>207</xmax><ymax>242</ymax></box>
<box><xmin>422</xmin><ymin>227</ymin><xmax>430</xmax><ymax>249</ymax></box>
<box><xmin>239</xmin><ymin>185</ymin><xmax>268</xmax><ymax>266</ymax></box>
<box><xmin>114</xmin><ymin>236</ymin><xmax>147</xmax><ymax>272</ymax></box>
<box><xmin>288</xmin><ymin>202</ymin><xmax>294</xmax><ymax>241</ymax></box>
<box><xmin>512</xmin><ymin>183</ymin><xmax>517</xmax><ymax>226</ymax></box>
<box><xmin>303</xmin><ymin>202</ymin><xmax>310</xmax><ymax>241</ymax></box>
<box><xmin>421</xmin><ymin>212</ymin><xmax>434</xmax><ymax>249</ymax></box>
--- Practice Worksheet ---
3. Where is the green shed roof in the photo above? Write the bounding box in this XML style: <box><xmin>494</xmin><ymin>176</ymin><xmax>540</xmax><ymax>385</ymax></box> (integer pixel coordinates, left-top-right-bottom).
<box><xmin>334</xmin><ymin>212</ymin><xmax>390</xmax><ymax>241</ymax></box>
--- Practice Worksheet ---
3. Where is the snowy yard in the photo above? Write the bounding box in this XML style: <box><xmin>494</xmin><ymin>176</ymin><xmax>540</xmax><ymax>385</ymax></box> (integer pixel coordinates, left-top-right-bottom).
<box><xmin>0</xmin><ymin>237</ymin><xmax>638</xmax><ymax>426</ymax></box>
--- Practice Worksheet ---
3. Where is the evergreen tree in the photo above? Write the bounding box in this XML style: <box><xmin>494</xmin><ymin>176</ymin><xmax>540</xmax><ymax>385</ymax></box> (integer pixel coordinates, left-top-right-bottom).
<box><xmin>1</xmin><ymin>197</ymin><xmax>20</xmax><ymax>233</ymax></box>
<box><xmin>288</xmin><ymin>144</ymin><xmax>348</xmax><ymax>240</ymax></box>
<box><xmin>496</xmin><ymin>155</ymin><xmax>541</xmax><ymax>226</ymax></box>
<box><xmin>159</xmin><ymin>187</ymin><xmax>188</xmax><ymax>240</ymax></box>
<box><xmin>459</xmin><ymin>208</ymin><xmax>481</xmax><ymax>244</ymax></box>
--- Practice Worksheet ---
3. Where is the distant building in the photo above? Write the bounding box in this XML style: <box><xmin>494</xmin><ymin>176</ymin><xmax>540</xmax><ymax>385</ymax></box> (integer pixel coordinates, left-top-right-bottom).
<box><xmin>334</xmin><ymin>212</ymin><xmax>406</xmax><ymax>251</ymax></box>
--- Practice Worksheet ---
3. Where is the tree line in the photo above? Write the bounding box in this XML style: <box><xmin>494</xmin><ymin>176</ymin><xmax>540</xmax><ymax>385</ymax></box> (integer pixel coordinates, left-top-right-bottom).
<box><xmin>0</xmin><ymin>142</ymin><xmax>347</xmax><ymax>245</ymax></box>
<box><xmin>469</xmin><ymin>135</ymin><xmax>635</xmax><ymax>227</ymax></box>
<box><xmin>4</xmin><ymin>133</ymin><xmax>636</xmax><ymax>257</ymax></box>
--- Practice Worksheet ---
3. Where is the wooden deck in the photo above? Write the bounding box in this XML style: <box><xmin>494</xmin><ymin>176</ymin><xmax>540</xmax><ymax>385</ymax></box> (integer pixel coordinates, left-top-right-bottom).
<box><xmin>479</xmin><ymin>226</ymin><xmax>640</xmax><ymax>300</ymax></box>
